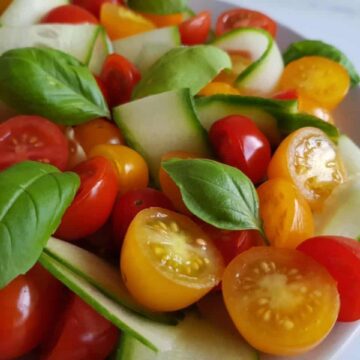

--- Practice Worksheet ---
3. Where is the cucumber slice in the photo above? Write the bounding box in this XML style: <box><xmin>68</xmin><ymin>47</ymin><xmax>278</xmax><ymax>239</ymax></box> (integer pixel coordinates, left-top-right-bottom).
<box><xmin>45</xmin><ymin>237</ymin><xmax>179</xmax><ymax>324</ymax></box>
<box><xmin>338</xmin><ymin>135</ymin><xmax>360</xmax><ymax>176</ymax></box>
<box><xmin>0</xmin><ymin>0</ymin><xmax>68</xmax><ymax>26</ymax></box>
<box><xmin>212</xmin><ymin>28</ymin><xmax>284</xmax><ymax>94</ymax></box>
<box><xmin>113</xmin><ymin>27</ymin><xmax>180</xmax><ymax>73</ymax></box>
<box><xmin>39</xmin><ymin>252</ymin><xmax>176</xmax><ymax>352</ymax></box>
<box><xmin>113</xmin><ymin>89</ymin><xmax>211</xmax><ymax>179</ymax></box>
<box><xmin>0</xmin><ymin>24</ymin><xmax>110</xmax><ymax>75</ymax></box>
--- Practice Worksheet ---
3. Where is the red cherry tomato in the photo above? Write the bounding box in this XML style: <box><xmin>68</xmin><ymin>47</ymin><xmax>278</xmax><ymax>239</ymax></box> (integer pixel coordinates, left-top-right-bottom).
<box><xmin>100</xmin><ymin>54</ymin><xmax>141</xmax><ymax>107</ymax></box>
<box><xmin>41</xmin><ymin>295</ymin><xmax>119</xmax><ymax>360</ymax></box>
<box><xmin>112</xmin><ymin>188</ymin><xmax>174</xmax><ymax>247</ymax></box>
<box><xmin>56</xmin><ymin>157</ymin><xmax>118</xmax><ymax>241</ymax></box>
<box><xmin>73</xmin><ymin>0</ymin><xmax>122</xmax><ymax>18</ymax></box>
<box><xmin>209</xmin><ymin>115</ymin><xmax>271</xmax><ymax>184</ymax></box>
<box><xmin>273</xmin><ymin>89</ymin><xmax>298</xmax><ymax>101</ymax></box>
<box><xmin>94</xmin><ymin>76</ymin><xmax>111</xmax><ymax>107</ymax></box>
<box><xmin>298</xmin><ymin>236</ymin><xmax>360</xmax><ymax>322</ymax></box>
<box><xmin>179</xmin><ymin>11</ymin><xmax>212</xmax><ymax>45</ymax></box>
<box><xmin>0</xmin><ymin>115</ymin><xmax>69</xmax><ymax>171</ymax></box>
<box><xmin>41</xmin><ymin>5</ymin><xmax>98</xmax><ymax>24</ymax></box>
<box><xmin>216</xmin><ymin>8</ymin><xmax>277</xmax><ymax>37</ymax></box>
<box><xmin>0</xmin><ymin>265</ymin><xmax>65</xmax><ymax>360</ymax></box>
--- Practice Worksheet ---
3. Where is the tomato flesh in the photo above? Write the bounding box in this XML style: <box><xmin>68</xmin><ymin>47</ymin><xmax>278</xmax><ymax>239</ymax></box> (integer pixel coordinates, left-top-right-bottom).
<box><xmin>179</xmin><ymin>11</ymin><xmax>212</xmax><ymax>46</ymax></box>
<box><xmin>41</xmin><ymin>5</ymin><xmax>98</xmax><ymax>24</ymax></box>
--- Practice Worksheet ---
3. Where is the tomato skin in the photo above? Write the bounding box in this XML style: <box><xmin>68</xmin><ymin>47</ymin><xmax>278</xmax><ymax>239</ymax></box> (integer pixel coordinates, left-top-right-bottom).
<box><xmin>112</xmin><ymin>188</ymin><xmax>174</xmax><ymax>248</ymax></box>
<box><xmin>216</xmin><ymin>8</ymin><xmax>277</xmax><ymax>37</ymax></box>
<box><xmin>142</xmin><ymin>12</ymin><xmax>183</xmax><ymax>27</ymax></box>
<box><xmin>273</xmin><ymin>89</ymin><xmax>298</xmax><ymax>101</ymax></box>
<box><xmin>179</xmin><ymin>11</ymin><xmax>211</xmax><ymax>45</ymax></box>
<box><xmin>198</xmin><ymin>81</ymin><xmax>240</xmax><ymax>96</ymax></box>
<box><xmin>100</xmin><ymin>54</ymin><xmax>141</xmax><ymax>107</ymax></box>
<box><xmin>41</xmin><ymin>5</ymin><xmax>98</xmax><ymax>24</ymax></box>
<box><xmin>0</xmin><ymin>115</ymin><xmax>69</xmax><ymax>171</ymax></box>
<box><xmin>73</xmin><ymin>0</ymin><xmax>122</xmax><ymax>18</ymax></box>
<box><xmin>209</xmin><ymin>115</ymin><xmax>271</xmax><ymax>184</ymax></box>
<box><xmin>298</xmin><ymin>236</ymin><xmax>360</xmax><ymax>322</ymax></box>
<box><xmin>94</xmin><ymin>76</ymin><xmax>111</xmax><ymax>106</ymax></box>
<box><xmin>41</xmin><ymin>295</ymin><xmax>119</xmax><ymax>360</ymax></box>
<box><xmin>56</xmin><ymin>157</ymin><xmax>118</xmax><ymax>241</ymax></box>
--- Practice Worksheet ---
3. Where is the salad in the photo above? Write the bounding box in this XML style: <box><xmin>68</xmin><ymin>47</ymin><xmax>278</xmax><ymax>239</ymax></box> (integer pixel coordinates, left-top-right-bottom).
<box><xmin>0</xmin><ymin>0</ymin><xmax>359</xmax><ymax>359</ymax></box>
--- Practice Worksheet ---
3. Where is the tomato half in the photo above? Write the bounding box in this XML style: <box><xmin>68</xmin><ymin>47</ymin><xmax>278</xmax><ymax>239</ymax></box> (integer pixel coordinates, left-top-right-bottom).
<box><xmin>216</xmin><ymin>8</ymin><xmax>277</xmax><ymax>37</ymax></box>
<box><xmin>223</xmin><ymin>247</ymin><xmax>340</xmax><ymax>355</ymax></box>
<box><xmin>0</xmin><ymin>115</ymin><xmax>69</xmax><ymax>171</ymax></box>
<box><xmin>298</xmin><ymin>236</ymin><xmax>360</xmax><ymax>322</ymax></box>
<box><xmin>41</xmin><ymin>5</ymin><xmax>99</xmax><ymax>24</ymax></box>
<box><xmin>179</xmin><ymin>11</ymin><xmax>211</xmax><ymax>45</ymax></box>
<box><xmin>73</xmin><ymin>0</ymin><xmax>123</xmax><ymax>18</ymax></box>
<box><xmin>55</xmin><ymin>157</ymin><xmax>118</xmax><ymax>240</ymax></box>
<box><xmin>121</xmin><ymin>208</ymin><xmax>224</xmax><ymax>311</ymax></box>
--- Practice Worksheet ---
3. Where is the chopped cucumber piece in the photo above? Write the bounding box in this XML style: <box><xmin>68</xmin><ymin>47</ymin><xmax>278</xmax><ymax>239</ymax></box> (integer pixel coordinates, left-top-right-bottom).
<box><xmin>338</xmin><ymin>135</ymin><xmax>360</xmax><ymax>176</ymax></box>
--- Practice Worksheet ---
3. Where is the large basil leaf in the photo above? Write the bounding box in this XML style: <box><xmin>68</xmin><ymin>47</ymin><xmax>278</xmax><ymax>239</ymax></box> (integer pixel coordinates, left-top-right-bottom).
<box><xmin>0</xmin><ymin>161</ymin><xmax>79</xmax><ymax>288</ymax></box>
<box><xmin>127</xmin><ymin>0</ymin><xmax>188</xmax><ymax>15</ymax></box>
<box><xmin>162</xmin><ymin>159</ymin><xmax>263</xmax><ymax>232</ymax></box>
<box><xmin>0</xmin><ymin>48</ymin><xmax>110</xmax><ymax>125</ymax></box>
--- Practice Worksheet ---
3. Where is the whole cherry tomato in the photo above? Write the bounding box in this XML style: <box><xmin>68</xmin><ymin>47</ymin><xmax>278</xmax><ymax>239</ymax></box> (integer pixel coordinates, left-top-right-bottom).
<box><xmin>41</xmin><ymin>5</ymin><xmax>98</xmax><ymax>24</ymax></box>
<box><xmin>73</xmin><ymin>0</ymin><xmax>123</xmax><ymax>18</ymax></box>
<box><xmin>94</xmin><ymin>76</ymin><xmax>111</xmax><ymax>106</ymax></box>
<box><xmin>179</xmin><ymin>11</ymin><xmax>212</xmax><ymax>45</ymax></box>
<box><xmin>141</xmin><ymin>13</ymin><xmax>183</xmax><ymax>27</ymax></box>
<box><xmin>198</xmin><ymin>81</ymin><xmax>241</xmax><ymax>96</ymax></box>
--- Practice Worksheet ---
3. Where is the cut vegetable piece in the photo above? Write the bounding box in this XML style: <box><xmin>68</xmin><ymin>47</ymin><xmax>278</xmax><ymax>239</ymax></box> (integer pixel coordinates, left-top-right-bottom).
<box><xmin>113</xmin><ymin>89</ymin><xmax>211</xmax><ymax>179</ymax></box>
<box><xmin>337</xmin><ymin>135</ymin><xmax>360</xmax><ymax>176</ymax></box>
<box><xmin>0</xmin><ymin>0</ymin><xmax>68</xmax><ymax>26</ymax></box>
<box><xmin>39</xmin><ymin>252</ymin><xmax>176</xmax><ymax>352</ymax></box>
<box><xmin>133</xmin><ymin>45</ymin><xmax>231</xmax><ymax>99</ymax></box>
<box><xmin>212</xmin><ymin>28</ymin><xmax>284</xmax><ymax>93</ymax></box>
<box><xmin>113</xmin><ymin>27</ymin><xmax>180</xmax><ymax>73</ymax></box>
<box><xmin>0</xmin><ymin>24</ymin><xmax>110</xmax><ymax>75</ymax></box>
<box><xmin>127</xmin><ymin>0</ymin><xmax>188</xmax><ymax>15</ymax></box>
<box><xmin>44</xmin><ymin>237</ymin><xmax>179</xmax><ymax>324</ymax></box>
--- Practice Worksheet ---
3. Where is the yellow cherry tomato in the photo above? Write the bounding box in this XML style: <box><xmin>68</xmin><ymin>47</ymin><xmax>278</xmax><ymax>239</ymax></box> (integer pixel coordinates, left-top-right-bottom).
<box><xmin>121</xmin><ymin>208</ymin><xmax>224</xmax><ymax>312</ymax></box>
<box><xmin>0</xmin><ymin>0</ymin><xmax>11</xmax><ymax>15</ymax></box>
<box><xmin>198</xmin><ymin>82</ymin><xmax>241</xmax><ymax>96</ymax></box>
<box><xmin>298</xmin><ymin>94</ymin><xmax>334</xmax><ymax>123</ymax></box>
<box><xmin>268</xmin><ymin>127</ymin><xmax>345</xmax><ymax>210</ymax></box>
<box><xmin>257</xmin><ymin>178</ymin><xmax>314</xmax><ymax>249</ymax></box>
<box><xmin>100</xmin><ymin>4</ymin><xmax>155</xmax><ymax>40</ymax></box>
<box><xmin>141</xmin><ymin>12</ymin><xmax>183</xmax><ymax>27</ymax></box>
<box><xmin>279</xmin><ymin>56</ymin><xmax>350</xmax><ymax>109</ymax></box>
<box><xmin>222</xmin><ymin>247</ymin><xmax>339</xmax><ymax>355</ymax></box>
<box><xmin>89</xmin><ymin>144</ymin><xmax>148</xmax><ymax>194</ymax></box>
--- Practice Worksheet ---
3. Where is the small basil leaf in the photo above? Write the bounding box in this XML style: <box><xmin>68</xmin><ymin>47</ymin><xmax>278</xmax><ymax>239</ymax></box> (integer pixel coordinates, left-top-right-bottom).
<box><xmin>0</xmin><ymin>161</ymin><xmax>79</xmax><ymax>288</ymax></box>
<box><xmin>162</xmin><ymin>159</ymin><xmax>263</xmax><ymax>232</ymax></box>
<box><xmin>0</xmin><ymin>47</ymin><xmax>110</xmax><ymax>125</ymax></box>
<box><xmin>127</xmin><ymin>0</ymin><xmax>188</xmax><ymax>15</ymax></box>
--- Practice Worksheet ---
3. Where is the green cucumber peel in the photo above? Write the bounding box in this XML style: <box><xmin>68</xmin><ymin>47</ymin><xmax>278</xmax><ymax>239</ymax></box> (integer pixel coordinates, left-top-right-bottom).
<box><xmin>127</xmin><ymin>0</ymin><xmax>188</xmax><ymax>15</ymax></box>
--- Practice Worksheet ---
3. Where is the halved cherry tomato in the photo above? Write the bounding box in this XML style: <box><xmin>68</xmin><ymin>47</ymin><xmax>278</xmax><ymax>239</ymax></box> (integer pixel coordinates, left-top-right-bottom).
<box><xmin>179</xmin><ymin>11</ymin><xmax>211</xmax><ymax>45</ymax></box>
<box><xmin>41</xmin><ymin>5</ymin><xmax>99</xmax><ymax>24</ymax></box>
<box><xmin>209</xmin><ymin>115</ymin><xmax>271</xmax><ymax>184</ymax></box>
<box><xmin>142</xmin><ymin>12</ymin><xmax>183</xmax><ymax>27</ymax></box>
<box><xmin>121</xmin><ymin>208</ymin><xmax>224</xmax><ymax>311</ymax></box>
<box><xmin>198</xmin><ymin>82</ymin><xmax>240</xmax><ymax>96</ymax></box>
<box><xmin>222</xmin><ymin>247</ymin><xmax>340</xmax><ymax>355</ymax></box>
<box><xmin>279</xmin><ymin>56</ymin><xmax>350</xmax><ymax>109</ymax></box>
<box><xmin>298</xmin><ymin>236</ymin><xmax>360</xmax><ymax>322</ymax></box>
<box><xmin>112</xmin><ymin>188</ymin><xmax>174</xmax><ymax>248</ymax></box>
<box><xmin>298</xmin><ymin>95</ymin><xmax>334</xmax><ymax>123</ymax></box>
<box><xmin>0</xmin><ymin>115</ymin><xmax>69</xmax><ymax>171</ymax></box>
<box><xmin>257</xmin><ymin>178</ymin><xmax>314</xmax><ymax>249</ymax></box>
<box><xmin>0</xmin><ymin>264</ymin><xmax>65</xmax><ymax>360</ymax></box>
<box><xmin>73</xmin><ymin>0</ymin><xmax>123</xmax><ymax>18</ymax></box>
<box><xmin>55</xmin><ymin>157</ymin><xmax>118</xmax><ymax>240</ymax></box>
<box><xmin>216</xmin><ymin>8</ymin><xmax>277</xmax><ymax>37</ymax></box>
<box><xmin>89</xmin><ymin>144</ymin><xmax>149</xmax><ymax>194</ymax></box>
<box><xmin>64</xmin><ymin>127</ymin><xmax>87</xmax><ymax>170</ymax></box>
<box><xmin>267</xmin><ymin>127</ymin><xmax>346</xmax><ymax>210</ymax></box>
<box><xmin>41</xmin><ymin>295</ymin><xmax>118</xmax><ymax>360</ymax></box>
<box><xmin>100</xmin><ymin>54</ymin><xmax>141</xmax><ymax>107</ymax></box>
<box><xmin>0</xmin><ymin>0</ymin><xmax>11</xmax><ymax>15</ymax></box>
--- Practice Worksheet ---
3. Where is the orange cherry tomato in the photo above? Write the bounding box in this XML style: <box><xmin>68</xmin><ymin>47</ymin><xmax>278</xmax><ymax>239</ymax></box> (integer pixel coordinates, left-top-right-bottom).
<box><xmin>141</xmin><ymin>12</ymin><xmax>183</xmax><ymax>27</ymax></box>
<box><xmin>279</xmin><ymin>56</ymin><xmax>350</xmax><ymax>110</ymax></box>
<box><xmin>222</xmin><ymin>247</ymin><xmax>340</xmax><ymax>355</ymax></box>
<box><xmin>267</xmin><ymin>127</ymin><xmax>346</xmax><ymax>210</ymax></box>
<box><xmin>0</xmin><ymin>0</ymin><xmax>12</xmax><ymax>15</ymax></box>
<box><xmin>121</xmin><ymin>208</ymin><xmax>224</xmax><ymax>311</ymax></box>
<box><xmin>198</xmin><ymin>82</ymin><xmax>240</xmax><ymax>96</ymax></box>
<box><xmin>89</xmin><ymin>144</ymin><xmax>149</xmax><ymax>194</ymax></box>
<box><xmin>257</xmin><ymin>178</ymin><xmax>314</xmax><ymax>249</ymax></box>
<box><xmin>298</xmin><ymin>94</ymin><xmax>334</xmax><ymax>123</ymax></box>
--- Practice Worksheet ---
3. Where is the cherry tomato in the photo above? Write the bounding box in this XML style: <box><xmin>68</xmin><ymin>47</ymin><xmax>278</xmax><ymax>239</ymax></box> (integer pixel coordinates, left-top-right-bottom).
<box><xmin>209</xmin><ymin>115</ymin><xmax>271</xmax><ymax>184</ymax></box>
<box><xmin>223</xmin><ymin>247</ymin><xmax>340</xmax><ymax>355</ymax></box>
<box><xmin>100</xmin><ymin>54</ymin><xmax>141</xmax><ymax>107</ymax></box>
<box><xmin>0</xmin><ymin>115</ymin><xmax>69</xmax><ymax>171</ymax></box>
<box><xmin>89</xmin><ymin>144</ymin><xmax>149</xmax><ymax>195</ymax></box>
<box><xmin>216</xmin><ymin>8</ymin><xmax>277</xmax><ymax>37</ymax></box>
<box><xmin>73</xmin><ymin>0</ymin><xmax>123</xmax><ymax>18</ymax></box>
<box><xmin>141</xmin><ymin>13</ymin><xmax>183</xmax><ymax>27</ymax></box>
<box><xmin>74</xmin><ymin>118</ymin><xmax>125</xmax><ymax>155</ymax></box>
<box><xmin>179</xmin><ymin>11</ymin><xmax>211</xmax><ymax>45</ymax></box>
<box><xmin>273</xmin><ymin>89</ymin><xmax>298</xmax><ymax>101</ymax></box>
<box><xmin>112</xmin><ymin>188</ymin><xmax>174</xmax><ymax>247</ymax></box>
<box><xmin>0</xmin><ymin>265</ymin><xmax>65</xmax><ymax>360</ymax></box>
<box><xmin>257</xmin><ymin>178</ymin><xmax>314</xmax><ymax>249</ymax></box>
<box><xmin>121</xmin><ymin>208</ymin><xmax>224</xmax><ymax>311</ymax></box>
<box><xmin>41</xmin><ymin>295</ymin><xmax>119</xmax><ymax>360</ymax></box>
<box><xmin>298</xmin><ymin>236</ymin><xmax>360</xmax><ymax>322</ymax></box>
<box><xmin>55</xmin><ymin>157</ymin><xmax>118</xmax><ymax>241</ymax></box>
<box><xmin>94</xmin><ymin>76</ymin><xmax>111</xmax><ymax>106</ymax></box>
<box><xmin>267</xmin><ymin>127</ymin><xmax>346</xmax><ymax>210</ymax></box>
<box><xmin>298</xmin><ymin>95</ymin><xmax>334</xmax><ymax>123</ymax></box>
<box><xmin>64</xmin><ymin>127</ymin><xmax>87</xmax><ymax>170</ymax></box>
<box><xmin>41</xmin><ymin>5</ymin><xmax>98</xmax><ymax>24</ymax></box>
<box><xmin>198</xmin><ymin>82</ymin><xmax>240</xmax><ymax>96</ymax></box>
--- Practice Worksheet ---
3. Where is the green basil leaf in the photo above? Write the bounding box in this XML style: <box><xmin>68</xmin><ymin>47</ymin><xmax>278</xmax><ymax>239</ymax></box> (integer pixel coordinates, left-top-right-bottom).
<box><xmin>0</xmin><ymin>161</ymin><xmax>79</xmax><ymax>288</ymax></box>
<box><xmin>283</xmin><ymin>40</ymin><xmax>360</xmax><ymax>87</ymax></box>
<box><xmin>0</xmin><ymin>47</ymin><xmax>110</xmax><ymax>125</ymax></box>
<box><xmin>127</xmin><ymin>0</ymin><xmax>188</xmax><ymax>15</ymax></box>
<box><xmin>162</xmin><ymin>159</ymin><xmax>263</xmax><ymax>232</ymax></box>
